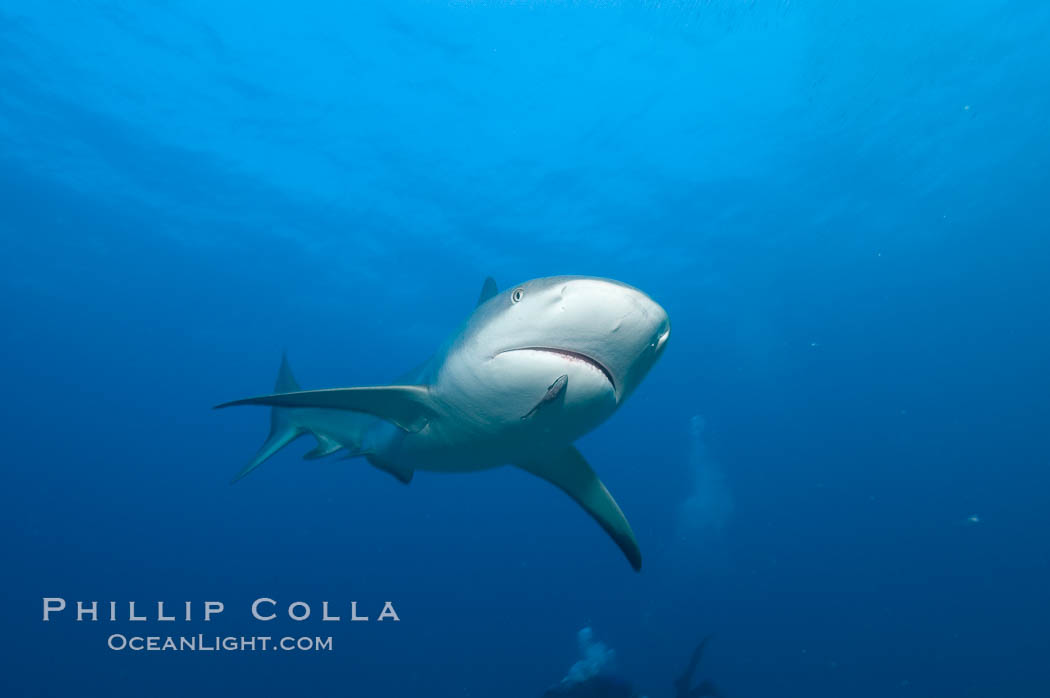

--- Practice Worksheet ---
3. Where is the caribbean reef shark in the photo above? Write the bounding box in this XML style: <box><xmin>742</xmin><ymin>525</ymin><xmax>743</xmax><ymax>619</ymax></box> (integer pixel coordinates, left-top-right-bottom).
<box><xmin>216</xmin><ymin>276</ymin><xmax>670</xmax><ymax>570</ymax></box>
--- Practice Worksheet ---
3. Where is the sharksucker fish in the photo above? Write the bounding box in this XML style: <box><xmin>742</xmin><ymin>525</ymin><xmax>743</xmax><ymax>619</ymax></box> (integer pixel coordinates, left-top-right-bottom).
<box><xmin>215</xmin><ymin>276</ymin><xmax>670</xmax><ymax>570</ymax></box>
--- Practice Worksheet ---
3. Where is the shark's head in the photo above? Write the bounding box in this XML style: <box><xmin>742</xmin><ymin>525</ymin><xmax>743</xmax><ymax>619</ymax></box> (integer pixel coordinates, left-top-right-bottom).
<box><xmin>456</xmin><ymin>276</ymin><xmax>670</xmax><ymax>411</ymax></box>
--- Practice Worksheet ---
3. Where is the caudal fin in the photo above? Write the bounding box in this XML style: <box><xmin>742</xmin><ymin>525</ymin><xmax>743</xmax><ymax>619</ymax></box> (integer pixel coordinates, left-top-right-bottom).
<box><xmin>230</xmin><ymin>353</ymin><xmax>305</xmax><ymax>483</ymax></box>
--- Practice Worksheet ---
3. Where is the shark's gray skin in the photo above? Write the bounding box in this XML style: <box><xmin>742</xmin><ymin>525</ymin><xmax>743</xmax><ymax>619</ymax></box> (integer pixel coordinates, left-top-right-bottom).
<box><xmin>216</xmin><ymin>276</ymin><xmax>670</xmax><ymax>570</ymax></box>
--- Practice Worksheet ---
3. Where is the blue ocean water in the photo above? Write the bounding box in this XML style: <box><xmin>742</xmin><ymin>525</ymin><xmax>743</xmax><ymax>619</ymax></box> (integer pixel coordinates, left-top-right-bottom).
<box><xmin>2</xmin><ymin>1</ymin><xmax>1049</xmax><ymax>696</ymax></box>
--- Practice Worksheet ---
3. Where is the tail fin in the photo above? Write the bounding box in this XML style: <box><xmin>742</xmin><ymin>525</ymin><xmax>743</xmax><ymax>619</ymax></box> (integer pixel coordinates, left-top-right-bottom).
<box><xmin>230</xmin><ymin>353</ymin><xmax>305</xmax><ymax>483</ymax></box>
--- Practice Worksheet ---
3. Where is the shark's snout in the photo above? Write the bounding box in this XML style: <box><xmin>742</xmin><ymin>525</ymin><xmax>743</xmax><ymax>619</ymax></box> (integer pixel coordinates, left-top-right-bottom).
<box><xmin>537</xmin><ymin>278</ymin><xmax>670</xmax><ymax>403</ymax></box>
<box><xmin>464</xmin><ymin>275</ymin><xmax>669</xmax><ymax>405</ymax></box>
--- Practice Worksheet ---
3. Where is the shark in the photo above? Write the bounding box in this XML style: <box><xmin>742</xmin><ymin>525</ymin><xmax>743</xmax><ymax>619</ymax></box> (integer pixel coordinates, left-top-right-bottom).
<box><xmin>216</xmin><ymin>276</ymin><xmax>670</xmax><ymax>570</ymax></box>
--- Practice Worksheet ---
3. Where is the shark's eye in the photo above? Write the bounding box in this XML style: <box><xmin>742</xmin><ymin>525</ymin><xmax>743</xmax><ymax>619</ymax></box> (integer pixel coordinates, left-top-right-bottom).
<box><xmin>511</xmin><ymin>288</ymin><xmax>524</xmax><ymax>303</ymax></box>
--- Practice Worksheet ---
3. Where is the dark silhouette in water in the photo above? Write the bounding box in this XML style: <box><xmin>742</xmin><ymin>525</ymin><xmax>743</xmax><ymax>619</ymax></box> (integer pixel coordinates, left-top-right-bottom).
<box><xmin>541</xmin><ymin>635</ymin><xmax>721</xmax><ymax>698</ymax></box>
<box><xmin>674</xmin><ymin>636</ymin><xmax>721</xmax><ymax>698</ymax></box>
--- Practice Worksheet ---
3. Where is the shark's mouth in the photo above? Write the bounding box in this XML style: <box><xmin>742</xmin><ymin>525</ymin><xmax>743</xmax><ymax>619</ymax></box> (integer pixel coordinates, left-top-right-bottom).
<box><xmin>499</xmin><ymin>347</ymin><xmax>616</xmax><ymax>392</ymax></box>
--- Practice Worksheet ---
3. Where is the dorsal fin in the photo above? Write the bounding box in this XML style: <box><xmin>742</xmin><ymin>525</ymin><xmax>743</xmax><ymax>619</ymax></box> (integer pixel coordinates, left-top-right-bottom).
<box><xmin>476</xmin><ymin>277</ymin><xmax>498</xmax><ymax>307</ymax></box>
<box><xmin>274</xmin><ymin>351</ymin><xmax>301</xmax><ymax>393</ymax></box>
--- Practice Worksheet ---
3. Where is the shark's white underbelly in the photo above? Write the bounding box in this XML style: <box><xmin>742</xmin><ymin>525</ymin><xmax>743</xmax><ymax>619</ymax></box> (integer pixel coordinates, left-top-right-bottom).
<box><xmin>371</xmin><ymin>350</ymin><xmax>618</xmax><ymax>473</ymax></box>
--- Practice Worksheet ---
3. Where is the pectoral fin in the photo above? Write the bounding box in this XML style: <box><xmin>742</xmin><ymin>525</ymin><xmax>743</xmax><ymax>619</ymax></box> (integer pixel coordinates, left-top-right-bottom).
<box><xmin>215</xmin><ymin>385</ymin><xmax>436</xmax><ymax>433</ymax></box>
<box><xmin>516</xmin><ymin>446</ymin><xmax>641</xmax><ymax>571</ymax></box>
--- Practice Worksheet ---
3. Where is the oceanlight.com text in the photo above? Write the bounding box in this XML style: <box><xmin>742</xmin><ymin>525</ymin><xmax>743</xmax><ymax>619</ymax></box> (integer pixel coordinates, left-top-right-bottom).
<box><xmin>107</xmin><ymin>634</ymin><xmax>333</xmax><ymax>652</ymax></box>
